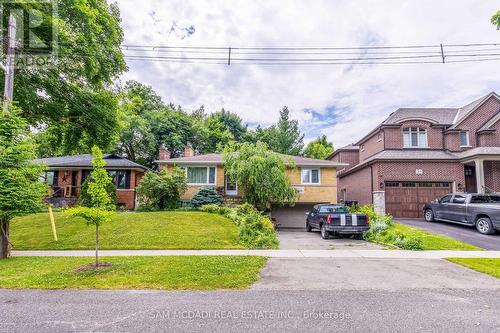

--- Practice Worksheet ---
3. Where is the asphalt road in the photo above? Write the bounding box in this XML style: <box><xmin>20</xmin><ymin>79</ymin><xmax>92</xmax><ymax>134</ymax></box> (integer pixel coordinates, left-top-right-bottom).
<box><xmin>397</xmin><ymin>218</ymin><xmax>500</xmax><ymax>250</ymax></box>
<box><xmin>1</xmin><ymin>288</ymin><xmax>500</xmax><ymax>333</ymax></box>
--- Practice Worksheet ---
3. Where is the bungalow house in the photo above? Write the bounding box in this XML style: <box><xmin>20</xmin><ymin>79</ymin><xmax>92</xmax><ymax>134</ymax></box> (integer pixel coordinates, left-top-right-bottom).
<box><xmin>35</xmin><ymin>154</ymin><xmax>148</xmax><ymax>209</ymax></box>
<box><xmin>329</xmin><ymin>92</ymin><xmax>500</xmax><ymax>218</ymax></box>
<box><xmin>156</xmin><ymin>144</ymin><xmax>347</xmax><ymax>228</ymax></box>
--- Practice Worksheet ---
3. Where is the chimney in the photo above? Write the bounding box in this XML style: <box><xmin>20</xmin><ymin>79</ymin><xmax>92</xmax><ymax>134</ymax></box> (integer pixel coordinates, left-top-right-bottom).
<box><xmin>184</xmin><ymin>142</ymin><xmax>194</xmax><ymax>157</ymax></box>
<box><xmin>158</xmin><ymin>145</ymin><xmax>170</xmax><ymax>160</ymax></box>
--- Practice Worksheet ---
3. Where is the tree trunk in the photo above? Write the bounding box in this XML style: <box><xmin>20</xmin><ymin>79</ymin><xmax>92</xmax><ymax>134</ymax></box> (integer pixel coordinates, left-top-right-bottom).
<box><xmin>95</xmin><ymin>224</ymin><xmax>99</xmax><ymax>267</ymax></box>
<box><xmin>0</xmin><ymin>219</ymin><xmax>11</xmax><ymax>259</ymax></box>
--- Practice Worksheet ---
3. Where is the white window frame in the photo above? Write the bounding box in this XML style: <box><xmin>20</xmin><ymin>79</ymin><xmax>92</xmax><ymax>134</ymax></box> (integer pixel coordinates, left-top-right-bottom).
<box><xmin>403</xmin><ymin>127</ymin><xmax>428</xmax><ymax>148</ymax></box>
<box><xmin>301</xmin><ymin>168</ymin><xmax>321</xmax><ymax>185</ymax></box>
<box><xmin>460</xmin><ymin>131</ymin><xmax>470</xmax><ymax>147</ymax></box>
<box><xmin>184</xmin><ymin>166</ymin><xmax>217</xmax><ymax>185</ymax></box>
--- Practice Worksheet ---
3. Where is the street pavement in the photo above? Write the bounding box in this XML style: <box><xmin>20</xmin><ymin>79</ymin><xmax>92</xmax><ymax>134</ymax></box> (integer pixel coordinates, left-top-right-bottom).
<box><xmin>1</xmin><ymin>288</ymin><xmax>499</xmax><ymax>332</ymax></box>
<box><xmin>397</xmin><ymin>218</ymin><xmax>500</xmax><ymax>250</ymax></box>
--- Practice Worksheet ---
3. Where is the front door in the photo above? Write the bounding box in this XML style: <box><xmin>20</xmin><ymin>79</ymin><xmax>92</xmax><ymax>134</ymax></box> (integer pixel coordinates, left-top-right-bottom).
<box><xmin>464</xmin><ymin>166</ymin><xmax>476</xmax><ymax>193</ymax></box>
<box><xmin>225</xmin><ymin>175</ymin><xmax>237</xmax><ymax>196</ymax></box>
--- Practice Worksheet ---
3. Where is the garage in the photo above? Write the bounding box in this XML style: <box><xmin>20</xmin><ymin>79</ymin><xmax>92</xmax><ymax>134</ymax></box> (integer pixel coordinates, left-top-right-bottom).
<box><xmin>385</xmin><ymin>181</ymin><xmax>452</xmax><ymax>218</ymax></box>
<box><xmin>271</xmin><ymin>204</ymin><xmax>314</xmax><ymax>229</ymax></box>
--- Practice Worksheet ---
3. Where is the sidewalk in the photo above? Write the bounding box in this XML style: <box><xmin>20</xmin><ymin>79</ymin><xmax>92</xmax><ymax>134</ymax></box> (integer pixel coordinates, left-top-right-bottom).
<box><xmin>11</xmin><ymin>249</ymin><xmax>500</xmax><ymax>258</ymax></box>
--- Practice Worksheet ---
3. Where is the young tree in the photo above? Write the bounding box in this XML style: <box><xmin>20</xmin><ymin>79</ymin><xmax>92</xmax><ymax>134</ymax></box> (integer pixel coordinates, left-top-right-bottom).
<box><xmin>0</xmin><ymin>108</ymin><xmax>48</xmax><ymax>259</ymax></box>
<box><xmin>223</xmin><ymin>142</ymin><xmax>298</xmax><ymax>210</ymax></box>
<box><xmin>66</xmin><ymin>146</ymin><xmax>115</xmax><ymax>267</ymax></box>
<box><xmin>303</xmin><ymin>135</ymin><xmax>334</xmax><ymax>160</ymax></box>
<box><xmin>261</xmin><ymin>106</ymin><xmax>304</xmax><ymax>155</ymax></box>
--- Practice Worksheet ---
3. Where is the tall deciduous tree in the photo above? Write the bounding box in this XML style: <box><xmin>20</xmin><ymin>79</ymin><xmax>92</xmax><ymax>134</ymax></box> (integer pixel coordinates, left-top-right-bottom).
<box><xmin>260</xmin><ymin>106</ymin><xmax>304</xmax><ymax>156</ymax></box>
<box><xmin>223</xmin><ymin>142</ymin><xmax>298</xmax><ymax>210</ymax></box>
<box><xmin>0</xmin><ymin>107</ymin><xmax>47</xmax><ymax>258</ymax></box>
<box><xmin>66</xmin><ymin>146</ymin><xmax>115</xmax><ymax>267</ymax></box>
<box><xmin>2</xmin><ymin>0</ymin><xmax>126</xmax><ymax>154</ymax></box>
<box><xmin>303</xmin><ymin>135</ymin><xmax>334</xmax><ymax>160</ymax></box>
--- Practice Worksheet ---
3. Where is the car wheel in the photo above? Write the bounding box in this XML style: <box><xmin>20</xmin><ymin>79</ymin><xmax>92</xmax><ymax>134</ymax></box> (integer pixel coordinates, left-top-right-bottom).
<box><xmin>306</xmin><ymin>221</ymin><xmax>312</xmax><ymax>232</ymax></box>
<box><xmin>320</xmin><ymin>224</ymin><xmax>330</xmax><ymax>240</ymax></box>
<box><xmin>476</xmin><ymin>217</ymin><xmax>495</xmax><ymax>235</ymax></box>
<box><xmin>424</xmin><ymin>209</ymin><xmax>435</xmax><ymax>222</ymax></box>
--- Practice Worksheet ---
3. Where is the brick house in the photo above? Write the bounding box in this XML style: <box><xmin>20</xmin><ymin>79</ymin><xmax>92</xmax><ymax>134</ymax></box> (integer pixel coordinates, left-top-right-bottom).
<box><xmin>36</xmin><ymin>154</ymin><xmax>148</xmax><ymax>209</ymax></box>
<box><xmin>156</xmin><ymin>144</ymin><xmax>347</xmax><ymax>228</ymax></box>
<box><xmin>328</xmin><ymin>92</ymin><xmax>500</xmax><ymax>218</ymax></box>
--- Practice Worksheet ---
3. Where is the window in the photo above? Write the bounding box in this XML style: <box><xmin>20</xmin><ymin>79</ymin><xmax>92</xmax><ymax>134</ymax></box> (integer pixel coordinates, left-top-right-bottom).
<box><xmin>439</xmin><ymin>195</ymin><xmax>452</xmax><ymax>204</ymax></box>
<box><xmin>41</xmin><ymin>171</ymin><xmax>58</xmax><ymax>186</ymax></box>
<box><xmin>318</xmin><ymin>205</ymin><xmax>348</xmax><ymax>213</ymax></box>
<box><xmin>401</xmin><ymin>182</ymin><xmax>416</xmax><ymax>187</ymax></box>
<box><xmin>108</xmin><ymin>170</ymin><xmax>129</xmax><ymax>189</ymax></box>
<box><xmin>360</xmin><ymin>144</ymin><xmax>365</xmax><ymax>152</ymax></box>
<box><xmin>470</xmin><ymin>195</ymin><xmax>500</xmax><ymax>203</ymax></box>
<box><xmin>385</xmin><ymin>182</ymin><xmax>400</xmax><ymax>187</ymax></box>
<box><xmin>403</xmin><ymin>128</ymin><xmax>428</xmax><ymax>148</ymax></box>
<box><xmin>185</xmin><ymin>167</ymin><xmax>216</xmax><ymax>185</ymax></box>
<box><xmin>377</xmin><ymin>132</ymin><xmax>382</xmax><ymax>142</ymax></box>
<box><xmin>452</xmin><ymin>194</ymin><xmax>466</xmax><ymax>204</ymax></box>
<box><xmin>301</xmin><ymin>168</ymin><xmax>320</xmax><ymax>184</ymax></box>
<box><xmin>460</xmin><ymin>131</ymin><xmax>469</xmax><ymax>146</ymax></box>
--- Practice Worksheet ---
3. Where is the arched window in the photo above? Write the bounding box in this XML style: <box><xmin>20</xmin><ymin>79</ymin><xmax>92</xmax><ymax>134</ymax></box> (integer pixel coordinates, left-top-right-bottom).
<box><xmin>403</xmin><ymin>128</ymin><xmax>428</xmax><ymax>148</ymax></box>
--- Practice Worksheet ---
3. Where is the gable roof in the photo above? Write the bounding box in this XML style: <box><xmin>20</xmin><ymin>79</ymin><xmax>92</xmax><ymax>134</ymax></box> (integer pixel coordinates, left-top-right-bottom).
<box><xmin>157</xmin><ymin>153</ymin><xmax>348</xmax><ymax>168</ymax></box>
<box><xmin>450</xmin><ymin>92</ymin><xmax>500</xmax><ymax>129</ymax></box>
<box><xmin>34</xmin><ymin>154</ymin><xmax>148</xmax><ymax>170</ymax></box>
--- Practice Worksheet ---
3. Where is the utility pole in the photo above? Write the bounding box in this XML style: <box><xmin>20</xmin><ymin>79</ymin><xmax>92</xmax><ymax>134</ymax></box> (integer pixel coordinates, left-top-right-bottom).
<box><xmin>2</xmin><ymin>14</ymin><xmax>17</xmax><ymax>110</ymax></box>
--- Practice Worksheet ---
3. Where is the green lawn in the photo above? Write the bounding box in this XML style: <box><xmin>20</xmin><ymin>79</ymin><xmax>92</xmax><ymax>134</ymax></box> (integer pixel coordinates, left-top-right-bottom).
<box><xmin>393</xmin><ymin>224</ymin><xmax>481</xmax><ymax>250</ymax></box>
<box><xmin>0</xmin><ymin>256</ymin><xmax>267</xmax><ymax>290</ymax></box>
<box><xmin>447</xmin><ymin>258</ymin><xmax>500</xmax><ymax>279</ymax></box>
<box><xmin>11</xmin><ymin>211</ymin><xmax>244</xmax><ymax>250</ymax></box>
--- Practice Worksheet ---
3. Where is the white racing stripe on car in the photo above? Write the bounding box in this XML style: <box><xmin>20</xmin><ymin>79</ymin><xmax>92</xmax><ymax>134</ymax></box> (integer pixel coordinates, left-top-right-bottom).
<box><xmin>352</xmin><ymin>214</ymin><xmax>358</xmax><ymax>226</ymax></box>
<box><xmin>340</xmin><ymin>214</ymin><xmax>346</xmax><ymax>226</ymax></box>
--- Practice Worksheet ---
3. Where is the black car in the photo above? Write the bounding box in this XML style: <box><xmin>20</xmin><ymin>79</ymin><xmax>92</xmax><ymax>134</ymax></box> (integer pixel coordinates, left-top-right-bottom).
<box><xmin>306</xmin><ymin>204</ymin><xmax>369</xmax><ymax>239</ymax></box>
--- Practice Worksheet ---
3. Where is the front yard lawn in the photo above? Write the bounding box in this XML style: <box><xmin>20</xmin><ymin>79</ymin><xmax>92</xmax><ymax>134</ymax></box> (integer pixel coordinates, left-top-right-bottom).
<box><xmin>393</xmin><ymin>224</ymin><xmax>481</xmax><ymax>250</ymax></box>
<box><xmin>0</xmin><ymin>256</ymin><xmax>267</xmax><ymax>290</ymax></box>
<box><xmin>447</xmin><ymin>258</ymin><xmax>500</xmax><ymax>279</ymax></box>
<box><xmin>11</xmin><ymin>211</ymin><xmax>244</xmax><ymax>250</ymax></box>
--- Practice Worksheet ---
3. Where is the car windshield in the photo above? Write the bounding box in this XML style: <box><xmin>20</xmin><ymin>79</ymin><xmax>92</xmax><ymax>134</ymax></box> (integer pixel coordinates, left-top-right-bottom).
<box><xmin>318</xmin><ymin>205</ymin><xmax>348</xmax><ymax>213</ymax></box>
<box><xmin>470</xmin><ymin>195</ymin><xmax>500</xmax><ymax>204</ymax></box>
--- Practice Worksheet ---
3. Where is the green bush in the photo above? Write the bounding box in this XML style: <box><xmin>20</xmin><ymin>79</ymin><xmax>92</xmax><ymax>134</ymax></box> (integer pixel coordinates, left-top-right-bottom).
<box><xmin>357</xmin><ymin>205</ymin><xmax>423</xmax><ymax>250</ymax></box>
<box><xmin>190</xmin><ymin>187</ymin><xmax>224</xmax><ymax>208</ymax></box>
<box><xmin>136</xmin><ymin>168</ymin><xmax>187</xmax><ymax>211</ymax></box>
<box><xmin>200</xmin><ymin>203</ymin><xmax>279</xmax><ymax>249</ymax></box>
<box><xmin>79</xmin><ymin>177</ymin><xmax>116</xmax><ymax>209</ymax></box>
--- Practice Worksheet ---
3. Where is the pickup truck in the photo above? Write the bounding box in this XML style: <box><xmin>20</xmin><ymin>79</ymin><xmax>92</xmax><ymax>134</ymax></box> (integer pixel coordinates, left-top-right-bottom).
<box><xmin>306</xmin><ymin>204</ymin><xmax>369</xmax><ymax>239</ymax></box>
<box><xmin>423</xmin><ymin>193</ymin><xmax>500</xmax><ymax>234</ymax></box>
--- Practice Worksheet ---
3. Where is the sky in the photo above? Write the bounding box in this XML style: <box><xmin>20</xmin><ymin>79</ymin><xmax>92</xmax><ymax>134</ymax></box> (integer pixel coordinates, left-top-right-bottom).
<box><xmin>116</xmin><ymin>0</ymin><xmax>500</xmax><ymax>148</ymax></box>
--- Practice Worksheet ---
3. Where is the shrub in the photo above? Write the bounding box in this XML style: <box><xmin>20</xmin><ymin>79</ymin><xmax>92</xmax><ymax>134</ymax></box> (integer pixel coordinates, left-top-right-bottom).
<box><xmin>200</xmin><ymin>203</ymin><xmax>279</xmax><ymax>249</ymax></box>
<box><xmin>190</xmin><ymin>187</ymin><xmax>224</xmax><ymax>208</ymax></box>
<box><xmin>136</xmin><ymin>167</ymin><xmax>187</xmax><ymax>211</ymax></box>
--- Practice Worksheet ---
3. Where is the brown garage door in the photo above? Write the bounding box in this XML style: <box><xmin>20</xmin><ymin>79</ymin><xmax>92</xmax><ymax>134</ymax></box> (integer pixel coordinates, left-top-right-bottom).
<box><xmin>385</xmin><ymin>182</ymin><xmax>452</xmax><ymax>218</ymax></box>
<box><xmin>271</xmin><ymin>204</ymin><xmax>314</xmax><ymax>229</ymax></box>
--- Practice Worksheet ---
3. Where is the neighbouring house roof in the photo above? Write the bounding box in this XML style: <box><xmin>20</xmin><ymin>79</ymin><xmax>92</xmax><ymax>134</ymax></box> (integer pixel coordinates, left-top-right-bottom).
<box><xmin>157</xmin><ymin>153</ymin><xmax>348</xmax><ymax>168</ymax></box>
<box><xmin>354</xmin><ymin>91</ymin><xmax>500</xmax><ymax>145</ymax></box>
<box><xmin>34</xmin><ymin>154</ymin><xmax>148</xmax><ymax>171</ymax></box>
<box><xmin>326</xmin><ymin>144</ymin><xmax>359</xmax><ymax>160</ymax></box>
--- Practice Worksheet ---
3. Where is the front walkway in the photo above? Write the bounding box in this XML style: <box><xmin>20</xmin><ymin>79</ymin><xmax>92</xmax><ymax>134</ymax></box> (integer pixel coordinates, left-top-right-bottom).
<box><xmin>11</xmin><ymin>249</ymin><xmax>500</xmax><ymax>258</ymax></box>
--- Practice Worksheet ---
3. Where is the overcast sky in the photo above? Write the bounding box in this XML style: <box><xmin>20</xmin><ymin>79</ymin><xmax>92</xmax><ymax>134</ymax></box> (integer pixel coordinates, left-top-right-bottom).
<box><xmin>116</xmin><ymin>0</ymin><xmax>500</xmax><ymax>148</ymax></box>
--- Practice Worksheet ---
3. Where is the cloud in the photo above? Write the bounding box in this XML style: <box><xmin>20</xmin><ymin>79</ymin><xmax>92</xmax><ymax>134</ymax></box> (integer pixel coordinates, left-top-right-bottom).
<box><xmin>116</xmin><ymin>0</ymin><xmax>500</xmax><ymax>148</ymax></box>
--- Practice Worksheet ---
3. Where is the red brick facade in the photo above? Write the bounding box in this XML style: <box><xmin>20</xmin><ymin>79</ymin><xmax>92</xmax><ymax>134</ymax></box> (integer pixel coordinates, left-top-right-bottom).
<box><xmin>331</xmin><ymin>93</ymin><xmax>500</xmax><ymax>215</ymax></box>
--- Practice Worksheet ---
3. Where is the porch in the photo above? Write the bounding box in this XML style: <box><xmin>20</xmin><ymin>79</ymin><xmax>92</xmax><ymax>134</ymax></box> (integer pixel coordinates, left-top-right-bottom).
<box><xmin>463</xmin><ymin>158</ymin><xmax>500</xmax><ymax>194</ymax></box>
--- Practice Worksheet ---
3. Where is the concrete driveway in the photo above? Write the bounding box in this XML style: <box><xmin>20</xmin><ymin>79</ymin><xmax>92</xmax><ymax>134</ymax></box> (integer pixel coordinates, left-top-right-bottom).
<box><xmin>252</xmin><ymin>258</ymin><xmax>500</xmax><ymax>290</ymax></box>
<box><xmin>278</xmin><ymin>230</ymin><xmax>381</xmax><ymax>250</ymax></box>
<box><xmin>397</xmin><ymin>218</ymin><xmax>500</xmax><ymax>250</ymax></box>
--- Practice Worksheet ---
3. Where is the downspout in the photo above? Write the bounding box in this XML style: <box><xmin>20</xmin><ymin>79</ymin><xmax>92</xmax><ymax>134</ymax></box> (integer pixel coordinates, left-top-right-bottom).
<box><xmin>369</xmin><ymin>164</ymin><xmax>374</xmax><ymax>204</ymax></box>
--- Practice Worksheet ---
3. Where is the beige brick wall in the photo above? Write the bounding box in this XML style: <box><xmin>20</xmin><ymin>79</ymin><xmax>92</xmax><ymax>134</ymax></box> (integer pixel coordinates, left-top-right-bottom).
<box><xmin>163</xmin><ymin>163</ymin><xmax>338</xmax><ymax>203</ymax></box>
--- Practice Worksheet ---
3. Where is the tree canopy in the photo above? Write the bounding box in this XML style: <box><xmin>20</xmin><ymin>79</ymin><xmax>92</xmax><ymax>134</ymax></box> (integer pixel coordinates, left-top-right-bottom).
<box><xmin>492</xmin><ymin>10</ymin><xmax>500</xmax><ymax>29</ymax></box>
<box><xmin>0</xmin><ymin>107</ymin><xmax>48</xmax><ymax>258</ymax></box>
<box><xmin>258</xmin><ymin>106</ymin><xmax>304</xmax><ymax>156</ymax></box>
<box><xmin>2</xmin><ymin>0</ymin><xmax>126</xmax><ymax>155</ymax></box>
<box><xmin>223</xmin><ymin>142</ymin><xmax>298</xmax><ymax>210</ymax></box>
<box><xmin>303</xmin><ymin>135</ymin><xmax>334</xmax><ymax>160</ymax></box>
